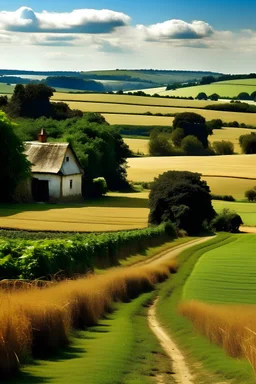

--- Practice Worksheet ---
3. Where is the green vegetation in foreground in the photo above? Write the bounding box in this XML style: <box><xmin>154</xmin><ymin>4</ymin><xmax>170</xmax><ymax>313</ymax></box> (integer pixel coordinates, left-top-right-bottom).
<box><xmin>163</xmin><ymin>78</ymin><xmax>256</xmax><ymax>98</ymax></box>
<box><xmin>12</xmin><ymin>292</ymin><xmax>175</xmax><ymax>384</ymax></box>
<box><xmin>183</xmin><ymin>234</ymin><xmax>256</xmax><ymax>304</ymax></box>
<box><xmin>213</xmin><ymin>200</ymin><xmax>256</xmax><ymax>226</ymax></box>
<box><xmin>156</xmin><ymin>234</ymin><xmax>255</xmax><ymax>383</ymax></box>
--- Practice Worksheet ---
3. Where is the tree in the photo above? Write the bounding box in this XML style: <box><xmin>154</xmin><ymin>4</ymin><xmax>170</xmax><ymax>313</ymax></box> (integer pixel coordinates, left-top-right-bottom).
<box><xmin>209</xmin><ymin>93</ymin><xmax>219</xmax><ymax>101</ymax></box>
<box><xmin>181</xmin><ymin>135</ymin><xmax>205</xmax><ymax>156</ymax></box>
<box><xmin>0</xmin><ymin>112</ymin><xmax>31</xmax><ymax>202</ymax></box>
<box><xmin>148</xmin><ymin>171</ymin><xmax>215</xmax><ymax>234</ymax></box>
<box><xmin>245</xmin><ymin>187</ymin><xmax>256</xmax><ymax>202</ymax></box>
<box><xmin>149</xmin><ymin>132</ymin><xmax>174</xmax><ymax>156</ymax></box>
<box><xmin>173</xmin><ymin>112</ymin><xmax>209</xmax><ymax>147</ymax></box>
<box><xmin>200</xmin><ymin>76</ymin><xmax>216</xmax><ymax>85</ymax></box>
<box><xmin>196</xmin><ymin>92</ymin><xmax>208</xmax><ymax>100</ymax></box>
<box><xmin>212</xmin><ymin>140</ymin><xmax>234</xmax><ymax>155</ymax></box>
<box><xmin>239</xmin><ymin>133</ymin><xmax>256</xmax><ymax>154</ymax></box>
<box><xmin>171</xmin><ymin>128</ymin><xmax>184</xmax><ymax>147</ymax></box>
<box><xmin>211</xmin><ymin>209</ymin><xmax>243</xmax><ymax>232</ymax></box>
<box><xmin>237</xmin><ymin>92</ymin><xmax>250</xmax><ymax>101</ymax></box>
<box><xmin>206</xmin><ymin>119</ymin><xmax>223</xmax><ymax>132</ymax></box>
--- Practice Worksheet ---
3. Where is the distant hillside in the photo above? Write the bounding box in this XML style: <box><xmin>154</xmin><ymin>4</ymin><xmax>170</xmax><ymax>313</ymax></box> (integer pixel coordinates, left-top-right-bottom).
<box><xmin>82</xmin><ymin>69</ymin><xmax>222</xmax><ymax>85</ymax></box>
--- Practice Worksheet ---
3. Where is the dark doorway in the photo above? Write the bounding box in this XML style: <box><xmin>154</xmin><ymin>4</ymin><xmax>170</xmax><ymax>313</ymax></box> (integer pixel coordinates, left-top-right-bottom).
<box><xmin>32</xmin><ymin>178</ymin><xmax>49</xmax><ymax>202</ymax></box>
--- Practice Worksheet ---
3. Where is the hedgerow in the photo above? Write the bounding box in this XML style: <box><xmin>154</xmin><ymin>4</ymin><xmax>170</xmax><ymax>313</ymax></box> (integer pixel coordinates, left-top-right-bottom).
<box><xmin>0</xmin><ymin>223</ymin><xmax>176</xmax><ymax>280</ymax></box>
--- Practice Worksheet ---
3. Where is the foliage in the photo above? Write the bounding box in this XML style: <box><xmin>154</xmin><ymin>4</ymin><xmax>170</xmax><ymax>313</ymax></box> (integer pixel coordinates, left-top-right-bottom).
<box><xmin>212</xmin><ymin>140</ymin><xmax>234</xmax><ymax>155</ymax></box>
<box><xmin>211</xmin><ymin>194</ymin><xmax>235</xmax><ymax>202</ymax></box>
<box><xmin>0</xmin><ymin>223</ymin><xmax>176</xmax><ymax>279</ymax></box>
<box><xmin>5</xmin><ymin>84</ymin><xmax>82</xmax><ymax>120</ymax></box>
<box><xmin>239</xmin><ymin>132</ymin><xmax>256</xmax><ymax>154</ymax></box>
<box><xmin>206</xmin><ymin>102</ymin><xmax>256</xmax><ymax>113</ymax></box>
<box><xmin>209</xmin><ymin>93</ymin><xmax>219</xmax><ymax>101</ymax></box>
<box><xmin>181</xmin><ymin>135</ymin><xmax>205</xmax><ymax>155</ymax></box>
<box><xmin>171</xmin><ymin>127</ymin><xmax>184</xmax><ymax>147</ymax></box>
<box><xmin>206</xmin><ymin>119</ymin><xmax>223</xmax><ymax>131</ymax></box>
<box><xmin>148</xmin><ymin>170</ymin><xmax>215</xmax><ymax>234</ymax></box>
<box><xmin>173</xmin><ymin>112</ymin><xmax>209</xmax><ymax>148</ymax></box>
<box><xmin>148</xmin><ymin>131</ymin><xmax>175</xmax><ymax>156</ymax></box>
<box><xmin>245</xmin><ymin>187</ymin><xmax>256</xmax><ymax>202</ymax></box>
<box><xmin>0</xmin><ymin>112</ymin><xmax>31</xmax><ymax>202</ymax></box>
<box><xmin>91</xmin><ymin>177</ymin><xmax>108</xmax><ymax>197</ymax></box>
<box><xmin>211</xmin><ymin>209</ymin><xmax>243</xmax><ymax>232</ymax></box>
<box><xmin>196</xmin><ymin>92</ymin><xmax>208</xmax><ymax>100</ymax></box>
<box><xmin>44</xmin><ymin>76</ymin><xmax>105</xmax><ymax>92</ymax></box>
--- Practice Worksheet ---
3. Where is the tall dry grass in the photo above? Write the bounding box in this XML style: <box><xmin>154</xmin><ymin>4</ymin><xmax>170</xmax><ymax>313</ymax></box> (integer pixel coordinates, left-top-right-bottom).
<box><xmin>0</xmin><ymin>259</ymin><xmax>177</xmax><ymax>378</ymax></box>
<box><xmin>179</xmin><ymin>300</ymin><xmax>256</xmax><ymax>372</ymax></box>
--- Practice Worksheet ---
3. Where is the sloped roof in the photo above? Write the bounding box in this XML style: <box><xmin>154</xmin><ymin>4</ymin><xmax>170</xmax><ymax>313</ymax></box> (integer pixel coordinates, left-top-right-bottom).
<box><xmin>24</xmin><ymin>142</ymin><xmax>70</xmax><ymax>174</ymax></box>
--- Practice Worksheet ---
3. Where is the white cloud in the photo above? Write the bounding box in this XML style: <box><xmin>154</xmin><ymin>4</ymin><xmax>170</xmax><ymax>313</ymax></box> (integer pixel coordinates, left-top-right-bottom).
<box><xmin>137</xmin><ymin>19</ymin><xmax>214</xmax><ymax>41</ymax></box>
<box><xmin>0</xmin><ymin>7</ymin><xmax>130</xmax><ymax>34</ymax></box>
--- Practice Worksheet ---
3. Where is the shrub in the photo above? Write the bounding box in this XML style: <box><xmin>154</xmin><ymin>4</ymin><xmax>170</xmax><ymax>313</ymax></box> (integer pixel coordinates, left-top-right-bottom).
<box><xmin>181</xmin><ymin>135</ymin><xmax>205</xmax><ymax>155</ymax></box>
<box><xmin>206</xmin><ymin>119</ymin><xmax>223</xmax><ymax>131</ymax></box>
<box><xmin>149</xmin><ymin>132</ymin><xmax>175</xmax><ymax>156</ymax></box>
<box><xmin>196</xmin><ymin>92</ymin><xmax>208</xmax><ymax>100</ymax></box>
<box><xmin>173</xmin><ymin>112</ymin><xmax>209</xmax><ymax>148</ymax></box>
<box><xmin>239</xmin><ymin>133</ymin><xmax>256</xmax><ymax>154</ymax></box>
<box><xmin>211</xmin><ymin>209</ymin><xmax>243</xmax><ymax>232</ymax></box>
<box><xmin>171</xmin><ymin>127</ymin><xmax>184</xmax><ymax>147</ymax></box>
<box><xmin>92</xmin><ymin>177</ymin><xmax>108</xmax><ymax>197</ymax></box>
<box><xmin>245</xmin><ymin>187</ymin><xmax>256</xmax><ymax>202</ymax></box>
<box><xmin>211</xmin><ymin>194</ymin><xmax>235</xmax><ymax>202</ymax></box>
<box><xmin>212</xmin><ymin>140</ymin><xmax>234</xmax><ymax>155</ymax></box>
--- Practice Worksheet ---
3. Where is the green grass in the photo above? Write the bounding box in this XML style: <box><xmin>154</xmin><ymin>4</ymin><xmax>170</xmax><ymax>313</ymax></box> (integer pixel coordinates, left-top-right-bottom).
<box><xmin>183</xmin><ymin>234</ymin><xmax>256</xmax><ymax>304</ymax></box>
<box><xmin>12</xmin><ymin>292</ymin><xmax>174</xmax><ymax>384</ymax></box>
<box><xmin>0</xmin><ymin>83</ymin><xmax>15</xmax><ymax>94</ymax></box>
<box><xmin>213</xmin><ymin>200</ymin><xmax>256</xmax><ymax>226</ymax></box>
<box><xmin>156</xmin><ymin>234</ymin><xmax>255</xmax><ymax>383</ymax></box>
<box><xmin>162</xmin><ymin>78</ymin><xmax>256</xmax><ymax>98</ymax></box>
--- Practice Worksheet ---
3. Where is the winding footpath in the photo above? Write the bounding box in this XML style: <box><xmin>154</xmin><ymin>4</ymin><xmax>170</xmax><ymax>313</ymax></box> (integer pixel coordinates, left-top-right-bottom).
<box><xmin>145</xmin><ymin>236</ymin><xmax>214</xmax><ymax>384</ymax></box>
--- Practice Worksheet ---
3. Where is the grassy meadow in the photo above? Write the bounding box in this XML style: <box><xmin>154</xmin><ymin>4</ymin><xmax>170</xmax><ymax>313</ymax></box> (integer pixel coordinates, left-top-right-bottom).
<box><xmin>156</xmin><ymin>234</ymin><xmax>256</xmax><ymax>383</ymax></box>
<box><xmin>161</xmin><ymin>78</ymin><xmax>256</xmax><ymax>98</ymax></box>
<box><xmin>103</xmin><ymin>113</ymin><xmax>174</xmax><ymax>126</ymax></box>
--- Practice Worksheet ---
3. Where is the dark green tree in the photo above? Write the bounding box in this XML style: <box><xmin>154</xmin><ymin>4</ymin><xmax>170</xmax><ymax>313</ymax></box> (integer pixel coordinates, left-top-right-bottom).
<box><xmin>148</xmin><ymin>171</ymin><xmax>215</xmax><ymax>234</ymax></box>
<box><xmin>239</xmin><ymin>133</ymin><xmax>256</xmax><ymax>154</ymax></box>
<box><xmin>0</xmin><ymin>112</ymin><xmax>31</xmax><ymax>202</ymax></box>
<box><xmin>212</xmin><ymin>140</ymin><xmax>234</xmax><ymax>155</ymax></box>
<box><xmin>196</xmin><ymin>92</ymin><xmax>208</xmax><ymax>100</ymax></box>
<box><xmin>181</xmin><ymin>135</ymin><xmax>205</xmax><ymax>155</ymax></box>
<box><xmin>173</xmin><ymin>112</ymin><xmax>209</xmax><ymax>148</ymax></box>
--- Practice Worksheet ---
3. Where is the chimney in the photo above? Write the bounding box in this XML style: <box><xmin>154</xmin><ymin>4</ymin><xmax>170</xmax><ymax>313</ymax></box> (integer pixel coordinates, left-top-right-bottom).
<box><xmin>38</xmin><ymin>128</ymin><xmax>47</xmax><ymax>143</ymax></box>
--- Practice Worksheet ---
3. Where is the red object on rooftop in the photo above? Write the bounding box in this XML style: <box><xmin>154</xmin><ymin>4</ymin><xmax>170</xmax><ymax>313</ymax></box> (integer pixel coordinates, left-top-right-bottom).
<box><xmin>38</xmin><ymin>129</ymin><xmax>47</xmax><ymax>143</ymax></box>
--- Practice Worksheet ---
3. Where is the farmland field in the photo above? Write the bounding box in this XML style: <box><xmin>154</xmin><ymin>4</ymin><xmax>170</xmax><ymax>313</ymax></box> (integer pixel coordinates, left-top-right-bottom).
<box><xmin>183</xmin><ymin>234</ymin><xmax>256</xmax><ymax>304</ymax></box>
<box><xmin>103</xmin><ymin>113</ymin><xmax>174</xmax><ymax>126</ymax></box>
<box><xmin>124</xmin><ymin>128</ymin><xmax>255</xmax><ymax>154</ymax></box>
<box><xmin>64</xmin><ymin>101</ymin><xmax>256</xmax><ymax>125</ymax></box>
<box><xmin>0</xmin><ymin>83</ymin><xmax>15</xmax><ymax>94</ymax></box>
<box><xmin>161</xmin><ymin>78</ymin><xmax>256</xmax><ymax>98</ymax></box>
<box><xmin>213</xmin><ymin>201</ymin><xmax>256</xmax><ymax>226</ymax></box>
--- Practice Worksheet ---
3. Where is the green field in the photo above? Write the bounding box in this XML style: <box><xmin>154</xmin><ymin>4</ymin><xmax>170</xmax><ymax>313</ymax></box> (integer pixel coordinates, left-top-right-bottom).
<box><xmin>161</xmin><ymin>78</ymin><xmax>256</xmax><ymax>98</ymax></box>
<box><xmin>213</xmin><ymin>200</ymin><xmax>256</xmax><ymax>226</ymax></box>
<box><xmin>0</xmin><ymin>83</ymin><xmax>15</xmax><ymax>94</ymax></box>
<box><xmin>183</xmin><ymin>234</ymin><xmax>256</xmax><ymax>304</ymax></box>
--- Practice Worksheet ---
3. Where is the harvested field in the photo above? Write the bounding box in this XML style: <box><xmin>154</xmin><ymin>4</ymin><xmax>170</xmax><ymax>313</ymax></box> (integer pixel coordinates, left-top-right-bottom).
<box><xmin>103</xmin><ymin>113</ymin><xmax>174</xmax><ymax>126</ymax></box>
<box><xmin>65</xmin><ymin>101</ymin><xmax>256</xmax><ymax>125</ymax></box>
<box><xmin>0</xmin><ymin>204</ymin><xmax>148</xmax><ymax>232</ymax></box>
<box><xmin>52</xmin><ymin>92</ymin><xmax>220</xmax><ymax>108</ymax></box>
<box><xmin>124</xmin><ymin>138</ymin><xmax>149</xmax><ymax>155</ymax></box>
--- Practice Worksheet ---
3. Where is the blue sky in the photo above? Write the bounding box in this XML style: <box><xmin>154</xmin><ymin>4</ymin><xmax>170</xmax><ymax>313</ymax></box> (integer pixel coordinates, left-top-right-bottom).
<box><xmin>0</xmin><ymin>1</ymin><xmax>255</xmax><ymax>72</ymax></box>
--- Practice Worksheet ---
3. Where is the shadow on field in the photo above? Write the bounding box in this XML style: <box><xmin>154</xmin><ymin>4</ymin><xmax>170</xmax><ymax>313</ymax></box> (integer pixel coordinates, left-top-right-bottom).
<box><xmin>0</xmin><ymin>196</ymin><xmax>148</xmax><ymax>217</ymax></box>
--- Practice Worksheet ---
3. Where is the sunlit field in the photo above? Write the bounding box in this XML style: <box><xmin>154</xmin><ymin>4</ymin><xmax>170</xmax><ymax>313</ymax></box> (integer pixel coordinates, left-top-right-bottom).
<box><xmin>103</xmin><ymin>113</ymin><xmax>174</xmax><ymax>126</ymax></box>
<box><xmin>161</xmin><ymin>79</ymin><xmax>256</xmax><ymax>98</ymax></box>
<box><xmin>180</xmin><ymin>235</ymin><xmax>256</xmax><ymax>372</ymax></box>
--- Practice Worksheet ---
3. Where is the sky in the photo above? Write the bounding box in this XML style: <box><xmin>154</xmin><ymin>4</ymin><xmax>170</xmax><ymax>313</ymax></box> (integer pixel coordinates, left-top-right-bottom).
<box><xmin>0</xmin><ymin>0</ymin><xmax>255</xmax><ymax>73</ymax></box>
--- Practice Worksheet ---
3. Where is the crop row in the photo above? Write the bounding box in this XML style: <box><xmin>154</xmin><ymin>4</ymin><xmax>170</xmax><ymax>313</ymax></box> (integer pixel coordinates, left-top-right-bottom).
<box><xmin>0</xmin><ymin>223</ymin><xmax>176</xmax><ymax>280</ymax></box>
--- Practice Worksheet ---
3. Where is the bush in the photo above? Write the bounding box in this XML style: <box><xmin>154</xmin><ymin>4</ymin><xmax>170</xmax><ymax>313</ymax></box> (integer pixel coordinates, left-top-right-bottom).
<box><xmin>212</xmin><ymin>140</ymin><xmax>234</xmax><ymax>155</ymax></box>
<box><xmin>92</xmin><ymin>177</ymin><xmax>108</xmax><ymax>197</ymax></box>
<box><xmin>149</xmin><ymin>132</ymin><xmax>175</xmax><ymax>156</ymax></box>
<box><xmin>211</xmin><ymin>209</ymin><xmax>243</xmax><ymax>232</ymax></box>
<box><xmin>211</xmin><ymin>194</ymin><xmax>235</xmax><ymax>202</ymax></box>
<box><xmin>173</xmin><ymin>112</ymin><xmax>209</xmax><ymax>148</ymax></box>
<box><xmin>239</xmin><ymin>133</ymin><xmax>256</xmax><ymax>154</ymax></box>
<box><xmin>245</xmin><ymin>187</ymin><xmax>256</xmax><ymax>202</ymax></box>
<box><xmin>181</xmin><ymin>135</ymin><xmax>205</xmax><ymax>155</ymax></box>
<box><xmin>196</xmin><ymin>92</ymin><xmax>208</xmax><ymax>100</ymax></box>
<box><xmin>148</xmin><ymin>170</ymin><xmax>215</xmax><ymax>234</ymax></box>
<box><xmin>206</xmin><ymin>119</ymin><xmax>223</xmax><ymax>131</ymax></box>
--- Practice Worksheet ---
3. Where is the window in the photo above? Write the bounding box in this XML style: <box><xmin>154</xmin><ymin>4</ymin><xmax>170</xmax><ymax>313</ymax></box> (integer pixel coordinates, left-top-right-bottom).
<box><xmin>66</xmin><ymin>156</ymin><xmax>69</xmax><ymax>162</ymax></box>
<box><xmin>70</xmin><ymin>180</ymin><xmax>73</xmax><ymax>190</ymax></box>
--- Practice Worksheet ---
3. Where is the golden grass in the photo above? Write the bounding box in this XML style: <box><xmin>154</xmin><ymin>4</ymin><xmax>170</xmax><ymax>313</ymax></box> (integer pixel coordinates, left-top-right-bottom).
<box><xmin>0</xmin><ymin>206</ymin><xmax>148</xmax><ymax>232</ymax></box>
<box><xmin>179</xmin><ymin>300</ymin><xmax>256</xmax><ymax>372</ymax></box>
<box><xmin>124</xmin><ymin>138</ymin><xmax>149</xmax><ymax>155</ymax></box>
<box><xmin>0</xmin><ymin>259</ymin><xmax>177</xmax><ymax>378</ymax></box>
<box><xmin>103</xmin><ymin>113</ymin><xmax>174</xmax><ymax>126</ymax></box>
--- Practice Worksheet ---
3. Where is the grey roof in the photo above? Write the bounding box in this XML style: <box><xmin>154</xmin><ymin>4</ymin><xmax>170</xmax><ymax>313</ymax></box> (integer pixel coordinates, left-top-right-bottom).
<box><xmin>24</xmin><ymin>142</ymin><xmax>78</xmax><ymax>174</ymax></box>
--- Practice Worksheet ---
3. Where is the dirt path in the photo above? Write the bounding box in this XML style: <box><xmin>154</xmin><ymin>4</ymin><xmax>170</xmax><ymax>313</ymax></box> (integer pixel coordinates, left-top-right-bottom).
<box><xmin>145</xmin><ymin>236</ymin><xmax>214</xmax><ymax>384</ymax></box>
<box><xmin>149</xmin><ymin>299</ymin><xmax>193</xmax><ymax>384</ymax></box>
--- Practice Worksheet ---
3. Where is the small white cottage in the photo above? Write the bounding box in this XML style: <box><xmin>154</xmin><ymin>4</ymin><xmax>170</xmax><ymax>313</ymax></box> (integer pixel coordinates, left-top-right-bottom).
<box><xmin>24</xmin><ymin>129</ymin><xmax>83</xmax><ymax>202</ymax></box>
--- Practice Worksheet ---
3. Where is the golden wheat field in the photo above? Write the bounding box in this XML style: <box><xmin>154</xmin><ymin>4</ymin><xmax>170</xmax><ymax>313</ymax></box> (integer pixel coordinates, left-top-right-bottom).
<box><xmin>65</xmin><ymin>101</ymin><xmax>256</xmax><ymax>125</ymax></box>
<box><xmin>0</xmin><ymin>205</ymin><xmax>148</xmax><ymax>232</ymax></box>
<box><xmin>102</xmin><ymin>113</ymin><xmax>174</xmax><ymax>126</ymax></box>
<box><xmin>52</xmin><ymin>92</ymin><xmax>220</xmax><ymax>108</ymax></box>
<box><xmin>124</xmin><ymin>128</ymin><xmax>255</xmax><ymax>154</ymax></box>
